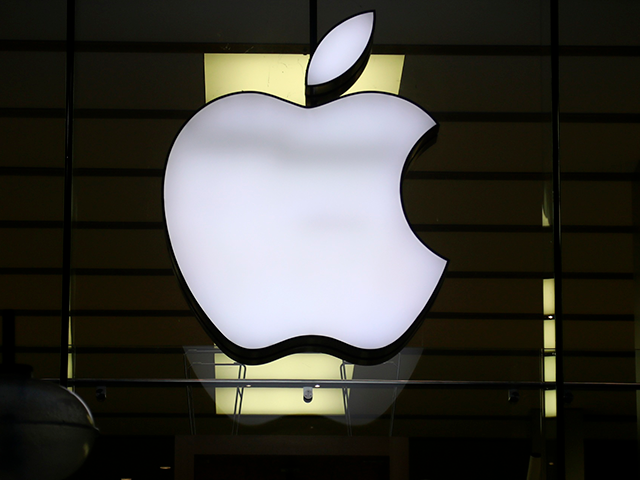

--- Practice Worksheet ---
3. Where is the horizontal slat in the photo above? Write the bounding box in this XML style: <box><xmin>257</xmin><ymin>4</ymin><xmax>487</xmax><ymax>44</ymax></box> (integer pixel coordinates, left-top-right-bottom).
<box><xmin>2</xmin><ymin>40</ymin><xmax>639</xmax><ymax>56</ymax></box>
<box><xmin>3</xmin><ymin>346</ymin><xmax>634</xmax><ymax>358</ymax></box>
<box><xmin>1</xmin><ymin>108</ymin><xmax>639</xmax><ymax>122</ymax></box>
<box><xmin>5</xmin><ymin>309</ymin><xmax>633</xmax><ymax>321</ymax></box>
<box><xmin>0</xmin><ymin>267</ymin><xmax>632</xmax><ymax>280</ymax></box>
<box><xmin>0</xmin><ymin>221</ymin><xmax>633</xmax><ymax>233</ymax></box>
<box><xmin>2</xmin><ymin>168</ymin><xmax>639</xmax><ymax>181</ymax></box>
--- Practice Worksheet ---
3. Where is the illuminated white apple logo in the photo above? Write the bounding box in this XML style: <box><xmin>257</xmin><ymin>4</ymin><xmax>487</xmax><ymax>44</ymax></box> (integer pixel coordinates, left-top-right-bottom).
<box><xmin>164</xmin><ymin>11</ymin><xmax>447</xmax><ymax>365</ymax></box>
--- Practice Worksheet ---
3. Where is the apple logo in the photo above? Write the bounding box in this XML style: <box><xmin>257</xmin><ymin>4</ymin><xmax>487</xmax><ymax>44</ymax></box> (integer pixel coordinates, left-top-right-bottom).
<box><xmin>163</xmin><ymin>11</ymin><xmax>447</xmax><ymax>365</ymax></box>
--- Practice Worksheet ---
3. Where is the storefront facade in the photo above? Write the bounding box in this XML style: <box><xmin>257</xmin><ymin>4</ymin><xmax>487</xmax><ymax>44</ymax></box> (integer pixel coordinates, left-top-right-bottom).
<box><xmin>1</xmin><ymin>1</ymin><xmax>639</xmax><ymax>478</ymax></box>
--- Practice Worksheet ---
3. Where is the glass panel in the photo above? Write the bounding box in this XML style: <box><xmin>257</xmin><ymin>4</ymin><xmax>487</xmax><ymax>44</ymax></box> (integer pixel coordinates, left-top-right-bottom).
<box><xmin>559</xmin><ymin>1</ymin><xmax>640</xmax><ymax>477</ymax></box>
<box><xmin>74</xmin><ymin>0</ymin><xmax>550</xmax><ymax>407</ymax></box>
<box><xmin>12</xmin><ymin>0</ymin><xmax>628</xmax><ymax>479</ymax></box>
<box><xmin>559</xmin><ymin>0</ymin><xmax>640</xmax><ymax>387</ymax></box>
<box><xmin>571</xmin><ymin>389</ymin><xmax>638</xmax><ymax>478</ymax></box>
<box><xmin>0</xmin><ymin>0</ymin><xmax>66</xmax><ymax>380</ymax></box>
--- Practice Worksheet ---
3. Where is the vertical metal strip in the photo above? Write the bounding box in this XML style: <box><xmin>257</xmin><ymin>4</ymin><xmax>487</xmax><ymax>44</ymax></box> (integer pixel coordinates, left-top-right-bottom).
<box><xmin>60</xmin><ymin>0</ymin><xmax>76</xmax><ymax>387</ymax></box>
<box><xmin>550</xmin><ymin>0</ymin><xmax>565</xmax><ymax>478</ymax></box>
<box><xmin>310</xmin><ymin>0</ymin><xmax>318</xmax><ymax>55</ymax></box>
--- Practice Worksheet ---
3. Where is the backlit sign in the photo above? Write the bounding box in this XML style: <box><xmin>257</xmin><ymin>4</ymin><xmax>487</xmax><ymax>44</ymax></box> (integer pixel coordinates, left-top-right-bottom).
<box><xmin>164</xmin><ymin>12</ymin><xmax>447</xmax><ymax>365</ymax></box>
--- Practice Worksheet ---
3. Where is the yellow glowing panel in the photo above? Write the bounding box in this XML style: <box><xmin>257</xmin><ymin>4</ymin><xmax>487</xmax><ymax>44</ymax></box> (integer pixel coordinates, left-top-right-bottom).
<box><xmin>544</xmin><ymin>355</ymin><xmax>556</xmax><ymax>382</ymax></box>
<box><xmin>214</xmin><ymin>353</ymin><xmax>354</xmax><ymax>416</ymax></box>
<box><xmin>544</xmin><ymin>319</ymin><xmax>556</xmax><ymax>349</ymax></box>
<box><xmin>205</xmin><ymin>54</ymin><xmax>404</xmax><ymax>105</ymax></box>
<box><xmin>343</xmin><ymin>55</ymin><xmax>404</xmax><ymax>95</ymax></box>
<box><xmin>543</xmin><ymin>278</ymin><xmax>555</xmax><ymax>316</ymax></box>
<box><xmin>544</xmin><ymin>390</ymin><xmax>557</xmax><ymax>418</ymax></box>
<box><xmin>542</xmin><ymin>207</ymin><xmax>550</xmax><ymax>227</ymax></box>
<box><xmin>205</xmin><ymin>54</ymin><xmax>308</xmax><ymax>104</ymax></box>
<box><xmin>67</xmin><ymin>320</ymin><xmax>74</xmax><ymax>392</ymax></box>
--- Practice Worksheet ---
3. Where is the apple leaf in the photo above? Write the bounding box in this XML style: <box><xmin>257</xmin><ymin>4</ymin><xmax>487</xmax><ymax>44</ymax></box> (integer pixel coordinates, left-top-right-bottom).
<box><xmin>305</xmin><ymin>11</ymin><xmax>375</xmax><ymax>107</ymax></box>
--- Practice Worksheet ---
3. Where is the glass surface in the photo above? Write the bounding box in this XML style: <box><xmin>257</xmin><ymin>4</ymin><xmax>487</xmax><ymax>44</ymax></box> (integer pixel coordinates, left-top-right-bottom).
<box><xmin>557</xmin><ymin>0</ymin><xmax>640</xmax><ymax>476</ymax></box>
<box><xmin>0</xmin><ymin>1</ymin><xmax>66</xmax><ymax>375</ymax></box>
<box><xmin>4</xmin><ymin>1</ymin><xmax>638</xmax><ymax>479</ymax></box>
<box><xmin>559</xmin><ymin>4</ymin><xmax>639</xmax><ymax>382</ymax></box>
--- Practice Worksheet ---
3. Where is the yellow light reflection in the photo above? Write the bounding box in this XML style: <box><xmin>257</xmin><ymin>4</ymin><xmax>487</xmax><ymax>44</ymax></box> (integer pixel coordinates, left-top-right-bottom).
<box><xmin>214</xmin><ymin>353</ymin><xmax>354</xmax><ymax>415</ymax></box>
<box><xmin>67</xmin><ymin>319</ymin><xmax>74</xmax><ymax>392</ymax></box>
<box><xmin>542</xmin><ymin>279</ymin><xmax>556</xmax><ymax>417</ymax></box>
<box><xmin>544</xmin><ymin>355</ymin><xmax>556</xmax><ymax>382</ymax></box>
<box><xmin>544</xmin><ymin>390</ymin><xmax>557</xmax><ymax>418</ymax></box>
<box><xmin>542</xmin><ymin>207</ymin><xmax>551</xmax><ymax>227</ymax></box>
<box><xmin>543</xmin><ymin>320</ymin><xmax>556</xmax><ymax>349</ymax></box>
<box><xmin>543</xmin><ymin>278</ymin><xmax>555</xmax><ymax>317</ymax></box>
<box><xmin>205</xmin><ymin>54</ymin><xmax>405</xmax><ymax>105</ymax></box>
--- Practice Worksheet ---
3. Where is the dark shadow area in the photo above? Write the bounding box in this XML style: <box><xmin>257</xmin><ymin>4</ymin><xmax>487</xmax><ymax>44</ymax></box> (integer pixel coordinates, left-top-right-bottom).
<box><xmin>409</xmin><ymin>438</ymin><xmax>530</xmax><ymax>480</ymax></box>
<box><xmin>68</xmin><ymin>435</ymin><xmax>175</xmax><ymax>480</ymax></box>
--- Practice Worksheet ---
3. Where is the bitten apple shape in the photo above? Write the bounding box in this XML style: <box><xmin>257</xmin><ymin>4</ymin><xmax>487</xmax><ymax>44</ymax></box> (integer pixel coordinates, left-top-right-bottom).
<box><xmin>163</xmin><ymin>11</ymin><xmax>447</xmax><ymax>365</ymax></box>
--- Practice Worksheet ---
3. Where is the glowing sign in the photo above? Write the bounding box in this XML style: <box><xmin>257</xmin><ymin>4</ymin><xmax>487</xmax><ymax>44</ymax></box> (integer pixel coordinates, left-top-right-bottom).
<box><xmin>164</xmin><ymin>11</ymin><xmax>447</xmax><ymax>365</ymax></box>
